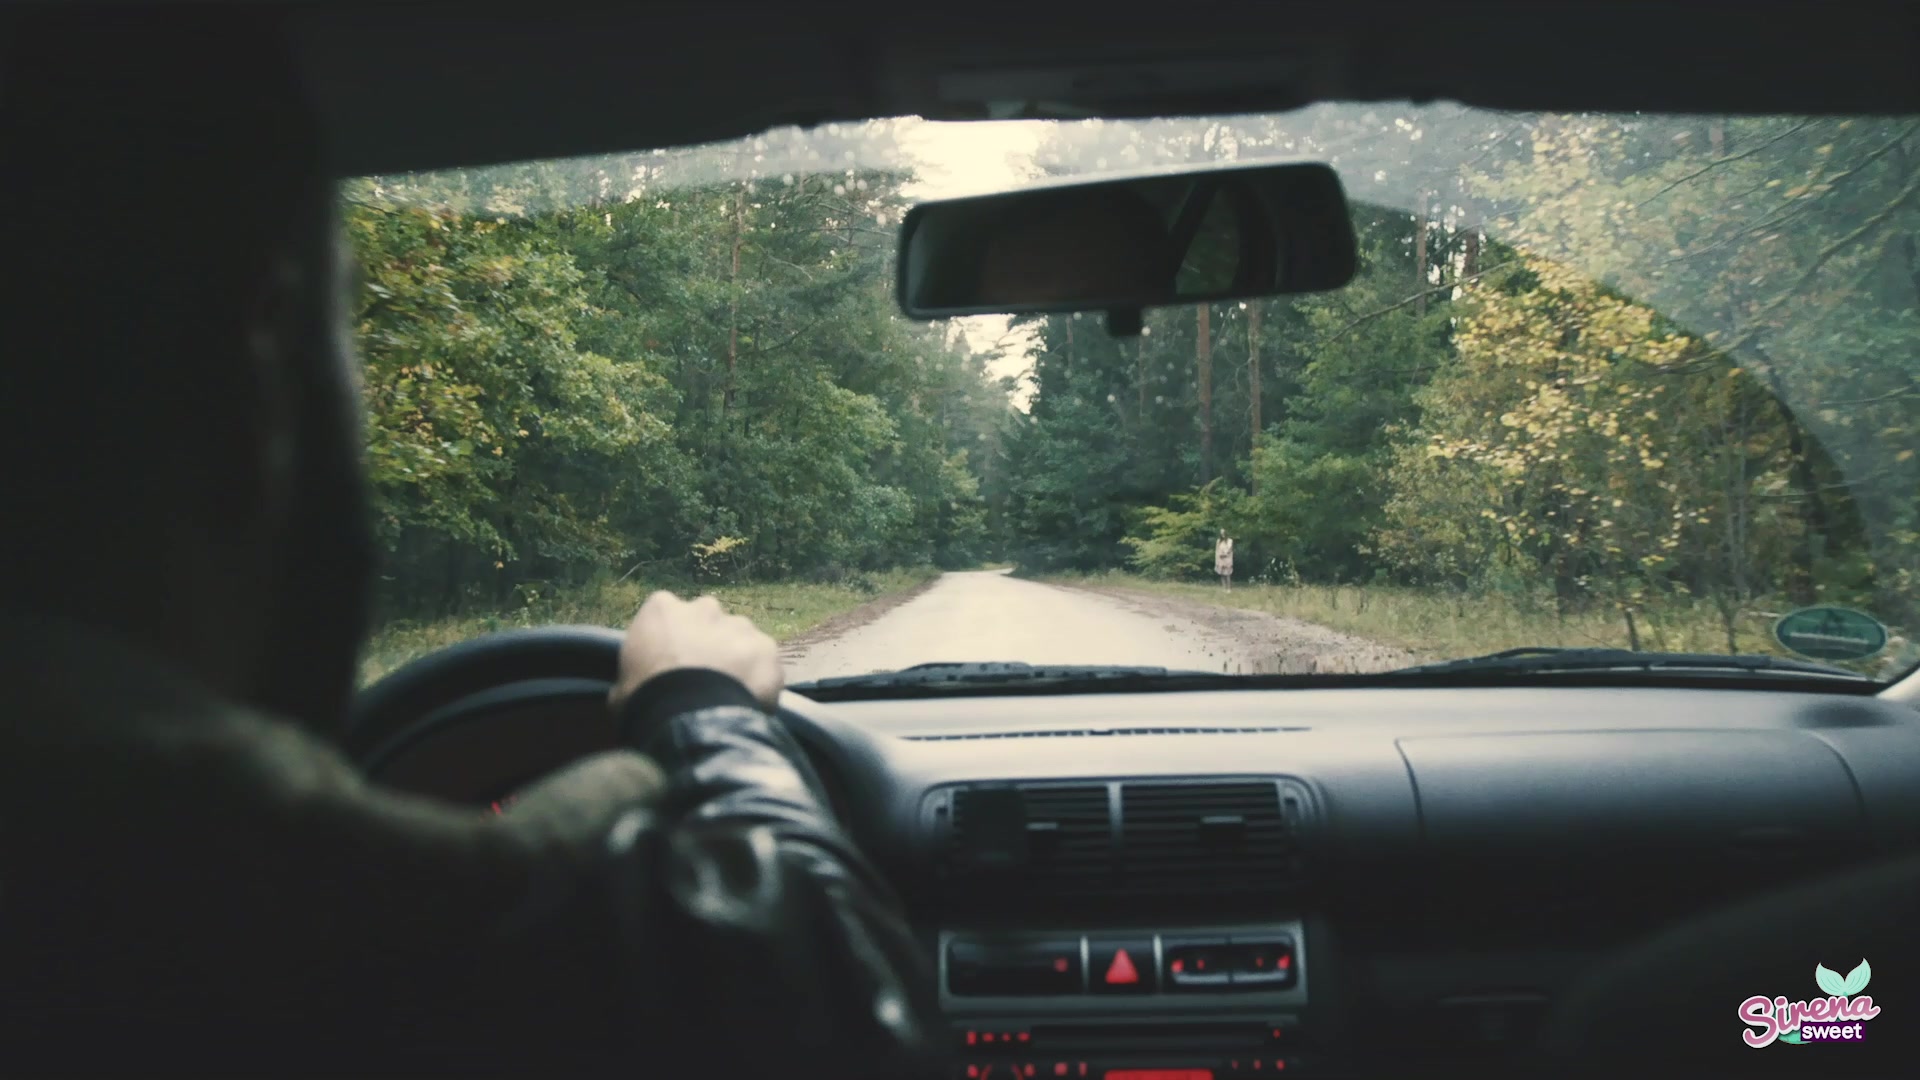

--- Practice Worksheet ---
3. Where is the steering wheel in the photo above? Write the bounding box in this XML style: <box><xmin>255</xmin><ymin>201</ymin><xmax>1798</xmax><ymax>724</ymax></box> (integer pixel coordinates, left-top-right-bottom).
<box><xmin>346</xmin><ymin>625</ymin><xmax>844</xmax><ymax>820</ymax></box>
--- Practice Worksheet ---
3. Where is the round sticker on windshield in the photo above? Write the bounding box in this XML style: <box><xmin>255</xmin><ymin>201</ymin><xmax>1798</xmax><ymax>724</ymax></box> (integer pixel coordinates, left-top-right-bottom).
<box><xmin>1772</xmin><ymin>606</ymin><xmax>1888</xmax><ymax>661</ymax></box>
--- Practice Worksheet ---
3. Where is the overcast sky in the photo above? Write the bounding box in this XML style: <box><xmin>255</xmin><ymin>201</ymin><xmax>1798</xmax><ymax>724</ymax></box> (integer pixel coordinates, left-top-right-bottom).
<box><xmin>896</xmin><ymin>119</ymin><xmax>1048</xmax><ymax>404</ymax></box>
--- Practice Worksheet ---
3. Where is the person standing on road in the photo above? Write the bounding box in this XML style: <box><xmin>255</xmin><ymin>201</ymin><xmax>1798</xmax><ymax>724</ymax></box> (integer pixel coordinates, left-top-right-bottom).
<box><xmin>1214</xmin><ymin>529</ymin><xmax>1234</xmax><ymax>591</ymax></box>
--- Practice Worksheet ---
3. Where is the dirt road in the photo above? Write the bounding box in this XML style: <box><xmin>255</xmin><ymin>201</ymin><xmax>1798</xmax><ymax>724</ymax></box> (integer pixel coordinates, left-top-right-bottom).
<box><xmin>780</xmin><ymin>569</ymin><xmax>1413</xmax><ymax>681</ymax></box>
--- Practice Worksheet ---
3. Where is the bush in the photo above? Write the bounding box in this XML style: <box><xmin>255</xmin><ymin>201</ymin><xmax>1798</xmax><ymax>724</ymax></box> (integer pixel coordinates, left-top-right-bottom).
<box><xmin>1122</xmin><ymin>480</ymin><xmax>1247</xmax><ymax>580</ymax></box>
<box><xmin>691</xmin><ymin>535</ymin><xmax>749</xmax><ymax>582</ymax></box>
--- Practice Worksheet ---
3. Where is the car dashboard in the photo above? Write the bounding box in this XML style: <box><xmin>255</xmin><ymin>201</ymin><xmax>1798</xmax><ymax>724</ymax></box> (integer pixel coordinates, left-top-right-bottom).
<box><xmin>366</xmin><ymin>681</ymin><xmax>1920</xmax><ymax>1075</ymax></box>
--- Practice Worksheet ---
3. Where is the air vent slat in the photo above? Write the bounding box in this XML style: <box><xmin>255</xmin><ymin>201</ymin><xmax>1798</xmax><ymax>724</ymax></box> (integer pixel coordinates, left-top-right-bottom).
<box><xmin>1118</xmin><ymin>781</ymin><xmax>1299</xmax><ymax>897</ymax></box>
<box><xmin>946</xmin><ymin>784</ymin><xmax>1114</xmax><ymax>895</ymax></box>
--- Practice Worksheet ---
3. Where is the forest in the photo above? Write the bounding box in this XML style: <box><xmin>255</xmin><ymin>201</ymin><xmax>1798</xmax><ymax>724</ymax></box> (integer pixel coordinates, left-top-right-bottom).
<box><xmin>350</xmin><ymin>121</ymin><xmax>1008</xmax><ymax>633</ymax></box>
<box><xmin>351</xmin><ymin>106</ymin><xmax>1920</xmax><ymax>664</ymax></box>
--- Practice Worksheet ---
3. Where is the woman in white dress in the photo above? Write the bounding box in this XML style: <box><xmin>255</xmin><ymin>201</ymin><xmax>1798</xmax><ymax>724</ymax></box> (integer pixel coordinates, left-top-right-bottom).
<box><xmin>1214</xmin><ymin>529</ymin><xmax>1234</xmax><ymax>591</ymax></box>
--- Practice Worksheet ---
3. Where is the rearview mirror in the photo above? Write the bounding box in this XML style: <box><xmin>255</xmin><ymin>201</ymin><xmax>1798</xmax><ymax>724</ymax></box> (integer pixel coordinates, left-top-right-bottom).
<box><xmin>897</xmin><ymin>162</ymin><xmax>1356</xmax><ymax>333</ymax></box>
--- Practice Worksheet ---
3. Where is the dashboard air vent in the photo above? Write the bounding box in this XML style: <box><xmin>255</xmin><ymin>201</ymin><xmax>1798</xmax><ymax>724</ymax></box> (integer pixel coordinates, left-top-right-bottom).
<box><xmin>943</xmin><ymin>783</ymin><xmax>1114</xmax><ymax>895</ymax></box>
<box><xmin>1119</xmin><ymin>780</ymin><xmax>1304</xmax><ymax>895</ymax></box>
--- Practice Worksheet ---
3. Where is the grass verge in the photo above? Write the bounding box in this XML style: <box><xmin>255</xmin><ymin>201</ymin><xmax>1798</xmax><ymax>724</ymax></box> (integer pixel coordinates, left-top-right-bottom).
<box><xmin>1045</xmin><ymin>570</ymin><xmax>1915</xmax><ymax>676</ymax></box>
<box><xmin>361</xmin><ymin>566</ymin><xmax>941</xmax><ymax>684</ymax></box>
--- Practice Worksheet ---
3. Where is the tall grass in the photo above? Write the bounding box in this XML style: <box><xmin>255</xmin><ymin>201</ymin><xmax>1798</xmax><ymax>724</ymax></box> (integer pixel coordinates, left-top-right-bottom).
<box><xmin>361</xmin><ymin>567</ymin><xmax>939</xmax><ymax>684</ymax></box>
<box><xmin>1050</xmin><ymin>570</ymin><xmax>1917</xmax><ymax>676</ymax></box>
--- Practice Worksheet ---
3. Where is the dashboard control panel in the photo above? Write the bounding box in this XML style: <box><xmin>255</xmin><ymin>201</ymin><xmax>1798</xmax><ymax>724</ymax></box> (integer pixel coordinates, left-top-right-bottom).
<box><xmin>940</xmin><ymin>924</ymin><xmax>1311</xmax><ymax>1076</ymax></box>
<box><xmin>950</xmin><ymin>1020</ymin><xmax>1303</xmax><ymax>1080</ymax></box>
<box><xmin>946</xmin><ymin>932</ymin><xmax>1298</xmax><ymax>997</ymax></box>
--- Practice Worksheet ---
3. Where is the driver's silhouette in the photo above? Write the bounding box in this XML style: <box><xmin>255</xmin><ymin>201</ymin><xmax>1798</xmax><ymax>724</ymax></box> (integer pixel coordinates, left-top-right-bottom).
<box><xmin>0</xmin><ymin>12</ymin><xmax>938</xmax><ymax>1077</ymax></box>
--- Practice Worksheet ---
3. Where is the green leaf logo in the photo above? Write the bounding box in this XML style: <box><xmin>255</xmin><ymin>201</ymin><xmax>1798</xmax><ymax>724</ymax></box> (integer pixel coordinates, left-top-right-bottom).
<box><xmin>1841</xmin><ymin>959</ymin><xmax>1872</xmax><ymax>996</ymax></box>
<box><xmin>1815</xmin><ymin>959</ymin><xmax>1872</xmax><ymax>997</ymax></box>
<box><xmin>1815</xmin><ymin>963</ymin><xmax>1848</xmax><ymax>996</ymax></box>
<box><xmin>1780</xmin><ymin>1030</ymin><xmax>1804</xmax><ymax>1044</ymax></box>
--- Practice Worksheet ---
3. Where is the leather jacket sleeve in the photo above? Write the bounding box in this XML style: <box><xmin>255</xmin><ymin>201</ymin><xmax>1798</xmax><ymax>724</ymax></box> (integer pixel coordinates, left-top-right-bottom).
<box><xmin>590</xmin><ymin>669</ymin><xmax>941</xmax><ymax>1079</ymax></box>
<box><xmin>1</xmin><ymin>616</ymin><xmax>938</xmax><ymax>1076</ymax></box>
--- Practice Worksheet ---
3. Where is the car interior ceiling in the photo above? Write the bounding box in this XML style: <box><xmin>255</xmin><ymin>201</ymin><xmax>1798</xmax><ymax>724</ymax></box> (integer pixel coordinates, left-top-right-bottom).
<box><xmin>277</xmin><ymin>1</ymin><xmax>1920</xmax><ymax>176</ymax></box>
<box><xmin>15</xmin><ymin>1</ymin><xmax>1920</xmax><ymax>1077</ymax></box>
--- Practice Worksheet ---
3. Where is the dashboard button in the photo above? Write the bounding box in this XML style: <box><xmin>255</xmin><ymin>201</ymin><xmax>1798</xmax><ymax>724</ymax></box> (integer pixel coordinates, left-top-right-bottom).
<box><xmin>957</xmin><ymin>1027</ymin><xmax>1029</xmax><ymax>1050</ymax></box>
<box><xmin>1087</xmin><ymin>937</ymin><xmax>1157</xmax><ymax>993</ymax></box>
<box><xmin>1228</xmin><ymin>939</ymin><xmax>1296</xmax><ymax>988</ymax></box>
<box><xmin>1163</xmin><ymin>937</ymin><xmax>1231</xmax><ymax>989</ymax></box>
<box><xmin>948</xmin><ymin>938</ymin><xmax>1084</xmax><ymax>995</ymax></box>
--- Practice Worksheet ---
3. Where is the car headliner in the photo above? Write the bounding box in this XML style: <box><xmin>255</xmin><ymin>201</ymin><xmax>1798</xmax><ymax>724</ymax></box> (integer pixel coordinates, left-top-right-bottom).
<box><xmin>9</xmin><ymin>1</ymin><xmax>1915</xmax><ymax>176</ymax></box>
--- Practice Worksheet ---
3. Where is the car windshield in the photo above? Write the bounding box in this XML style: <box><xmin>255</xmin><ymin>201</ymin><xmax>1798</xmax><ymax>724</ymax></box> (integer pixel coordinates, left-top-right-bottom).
<box><xmin>349</xmin><ymin>105</ymin><xmax>1920</xmax><ymax>686</ymax></box>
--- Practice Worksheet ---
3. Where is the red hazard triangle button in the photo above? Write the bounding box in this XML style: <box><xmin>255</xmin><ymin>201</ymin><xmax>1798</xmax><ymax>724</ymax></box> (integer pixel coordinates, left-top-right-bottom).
<box><xmin>1090</xmin><ymin>939</ymin><xmax>1155</xmax><ymax>993</ymax></box>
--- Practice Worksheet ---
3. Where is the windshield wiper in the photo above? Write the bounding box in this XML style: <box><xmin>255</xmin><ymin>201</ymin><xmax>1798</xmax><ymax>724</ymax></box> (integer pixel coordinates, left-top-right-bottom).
<box><xmin>787</xmin><ymin>651</ymin><xmax>1878</xmax><ymax>703</ymax></box>
<box><xmin>789</xmin><ymin>660</ymin><xmax>1218</xmax><ymax>692</ymax></box>
<box><xmin>1386</xmin><ymin>646</ymin><xmax>1872</xmax><ymax>681</ymax></box>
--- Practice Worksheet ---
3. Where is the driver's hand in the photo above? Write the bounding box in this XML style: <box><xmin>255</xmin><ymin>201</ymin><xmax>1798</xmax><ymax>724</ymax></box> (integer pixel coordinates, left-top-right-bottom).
<box><xmin>610</xmin><ymin>591</ymin><xmax>783</xmax><ymax>710</ymax></box>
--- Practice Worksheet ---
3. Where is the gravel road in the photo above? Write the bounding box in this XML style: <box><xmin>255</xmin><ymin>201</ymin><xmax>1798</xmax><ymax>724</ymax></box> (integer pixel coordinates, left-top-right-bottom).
<box><xmin>780</xmin><ymin>569</ymin><xmax>1414</xmax><ymax>681</ymax></box>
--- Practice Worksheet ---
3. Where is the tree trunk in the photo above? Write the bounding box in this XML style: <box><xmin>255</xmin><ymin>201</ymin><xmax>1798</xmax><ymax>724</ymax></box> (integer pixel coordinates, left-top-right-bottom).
<box><xmin>1197</xmin><ymin>303</ymin><xmax>1214</xmax><ymax>482</ymax></box>
<box><xmin>1783</xmin><ymin>423</ymin><xmax>1829</xmax><ymax>605</ymax></box>
<box><xmin>724</xmin><ymin>182</ymin><xmax>744</xmax><ymax>421</ymax></box>
<box><xmin>1247</xmin><ymin>302</ymin><xmax>1263</xmax><ymax>492</ymax></box>
<box><xmin>440</xmin><ymin>537</ymin><xmax>461</xmax><ymax>614</ymax></box>
<box><xmin>1413</xmin><ymin>190</ymin><xmax>1430</xmax><ymax>315</ymax></box>
<box><xmin>1136</xmin><ymin>332</ymin><xmax>1147</xmax><ymax>417</ymax></box>
<box><xmin>1718</xmin><ymin>390</ymin><xmax>1755</xmax><ymax>652</ymax></box>
<box><xmin>1552</xmin><ymin>543</ymin><xmax>1582</xmax><ymax>616</ymax></box>
<box><xmin>1756</xmin><ymin>352</ymin><xmax>1828</xmax><ymax>604</ymax></box>
<box><xmin>1715</xmin><ymin>591</ymin><xmax>1740</xmax><ymax>654</ymax></box>
<box><xmin>1462</xmin><ymin>227</ymin><xmax>1481</xmax><ymax>279</ymax></box>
